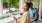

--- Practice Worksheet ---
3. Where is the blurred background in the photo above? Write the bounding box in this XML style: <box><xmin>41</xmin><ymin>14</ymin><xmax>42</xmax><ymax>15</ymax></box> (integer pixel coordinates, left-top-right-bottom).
<box><xmin>0</xmin><ymin>0</ymin><xmax>42</xmax><ymax>23</ymax></box>
<box><xmin>3</xmin><ymin>0</ymin><xmax>39</xmax><ymax>14</ymax></box>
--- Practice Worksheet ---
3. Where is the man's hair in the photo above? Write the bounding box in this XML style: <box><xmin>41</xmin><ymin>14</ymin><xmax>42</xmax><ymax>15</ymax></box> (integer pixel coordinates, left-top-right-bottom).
<box><xmin>30</xmin><ymin>2</ymin><xmax>33</xmax><ymax>6</ymax></box>
<box><xmin>29</xmin><ymin>2</ymin><xmax>33</xmax><ymax>7</ymax></box>
<box><xmin>25</xmin><ymin>2</ymin><xmax>33</xmax><ymax>7</ymax></box>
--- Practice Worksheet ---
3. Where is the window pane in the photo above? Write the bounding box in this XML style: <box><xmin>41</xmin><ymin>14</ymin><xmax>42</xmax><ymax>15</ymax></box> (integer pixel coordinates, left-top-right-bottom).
<box><xmin>31</xmin><ymin>0</ymin><xmax>40</xmax><ymax>9</ymax></box>
<box><xmin>3</xmin><ymin>0</ymin><xmax>19</xmax><ymax>18</ymax></box>
<box><xmin>24</xmin><ymin>0</ymin><xmax>28</xmax><ymax>2</ymax></box>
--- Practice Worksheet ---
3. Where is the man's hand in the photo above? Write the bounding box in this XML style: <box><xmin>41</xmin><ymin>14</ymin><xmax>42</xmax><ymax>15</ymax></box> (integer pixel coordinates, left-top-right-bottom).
<box><xmin>31</xmin><ymin>20</ymin><xmax>34</xmax><ymax>22</ymax></box>
<box><xmin>30</xmin><ymin>20</ymin><xmax>33</xmax><ymax>23</ymax></box>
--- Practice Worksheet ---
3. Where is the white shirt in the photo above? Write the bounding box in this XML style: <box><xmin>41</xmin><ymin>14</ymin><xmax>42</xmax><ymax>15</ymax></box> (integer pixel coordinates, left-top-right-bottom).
<box><xmin>3</xmin><ymin>8</ymin><xmax>9</xmax><ymax>14</ymax></box>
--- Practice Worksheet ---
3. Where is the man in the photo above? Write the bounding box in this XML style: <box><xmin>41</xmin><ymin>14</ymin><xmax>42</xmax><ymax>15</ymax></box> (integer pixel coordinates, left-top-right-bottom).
<box><xmin>28</xmin><ymin>2</ymin><xmax>39</xmax><ymax>23</ymax></box>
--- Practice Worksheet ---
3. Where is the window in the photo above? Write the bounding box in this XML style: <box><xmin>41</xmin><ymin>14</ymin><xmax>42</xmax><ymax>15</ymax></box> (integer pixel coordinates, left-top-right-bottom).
<box><xmin>3</xmin><ymin>0</ymin><xmax>19</xmax><ymax>19</ymax></box>
<box><xmin>24</xmin><ymin>0</ymin><xmax>28</xmax><ymax>2</ymax></box>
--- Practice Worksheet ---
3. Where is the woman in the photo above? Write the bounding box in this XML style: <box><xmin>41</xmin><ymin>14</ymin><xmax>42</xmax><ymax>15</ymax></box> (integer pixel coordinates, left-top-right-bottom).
<box><xmin>14</xmin><ymin>2</ymin><xmax>31</xmax><ymax>23</ymax></box>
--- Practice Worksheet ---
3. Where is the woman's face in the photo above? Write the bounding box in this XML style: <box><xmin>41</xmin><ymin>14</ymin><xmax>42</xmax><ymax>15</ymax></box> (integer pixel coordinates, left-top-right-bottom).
<box><xmin>23</xmin><ymin>3</ymin><xmax>28</xmax><ymax>11</ymax></box>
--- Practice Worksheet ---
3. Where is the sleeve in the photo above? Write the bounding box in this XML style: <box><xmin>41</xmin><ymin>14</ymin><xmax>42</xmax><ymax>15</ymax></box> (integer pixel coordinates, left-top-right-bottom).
<box><xmin>20</xmin><ymin>12</ymin><xmax>30</xmax><ymax>23</ymax></box>
<box><xmin>35</xmin><ymin>9</ymin><xmax>38</xmax><ymax>14</ymax></box>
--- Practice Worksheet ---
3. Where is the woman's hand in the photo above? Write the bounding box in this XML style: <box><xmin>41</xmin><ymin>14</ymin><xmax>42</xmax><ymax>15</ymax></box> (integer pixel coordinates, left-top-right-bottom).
<box><xmin>14</xmin><ymin>16</ymin><xmax>20</xmax><ymax>23</ymax></box>
<box><xmin>14</xmin><ymin>16</ymin><xmax>17</xmax><ymax>20</ymax></box>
